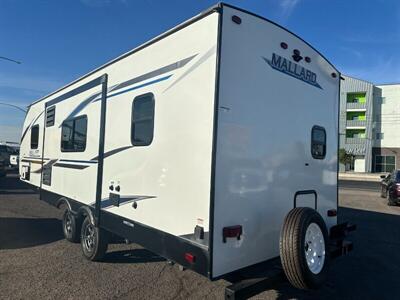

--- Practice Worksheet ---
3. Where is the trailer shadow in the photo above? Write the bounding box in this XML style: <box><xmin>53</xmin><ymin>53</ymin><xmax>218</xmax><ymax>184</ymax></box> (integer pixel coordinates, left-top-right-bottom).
<box><xmin>0</xmin><ymin>174</ymin><xmax>36</xmax><ymax>195</ymax></box>
<box><xmin>0</xmin><ymin>217</ymin><xmax>63</xmax><ymax>250</ymax></box>
<box><xmin>104</xmin><ymin>248</ymin><xmax>165</xmax><ymax>264</ymax></box>
<box><xmin>270</xmin><ymin>206</ymin><xmax>400</xmax><ymax>300</ymax></box>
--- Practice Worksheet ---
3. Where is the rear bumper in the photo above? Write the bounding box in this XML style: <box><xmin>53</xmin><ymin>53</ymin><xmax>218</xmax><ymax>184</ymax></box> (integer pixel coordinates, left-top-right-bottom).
<box><xmin>329</xmin><ymin>222</ymin><xmax>356</xmax><ymax>259</ymax></box>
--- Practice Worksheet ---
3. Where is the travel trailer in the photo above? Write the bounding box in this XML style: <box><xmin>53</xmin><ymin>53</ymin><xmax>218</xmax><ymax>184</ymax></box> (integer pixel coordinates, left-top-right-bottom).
<box><xmin>19</xmin><ymin>3</ymin><xmax>354</xmax><ymax>293</ymax></box>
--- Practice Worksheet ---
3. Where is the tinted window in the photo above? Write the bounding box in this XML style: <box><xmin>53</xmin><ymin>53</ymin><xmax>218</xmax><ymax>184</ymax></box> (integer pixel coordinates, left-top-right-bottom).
<box><xmin>375</xmin><ymin>155</ymin><xmax>395</xmax><ymax>173</ymax></box>
<box><xmin>311</xmin><ymin>126</ymin><xmax>326</xmax><ymax>159</ymax></box>
<box><xmin>131</xmin><ymin>93</ymin><xmax>155</xmax><ymax>146</ymax></box>
<box><xmin>31</xmin><ymin>125</ymin><xmax>39</xmax><ymax>149</ymax></box>
<box><xmin>61</xmin><ymin>116</ymin><xmax>87</xmax><ymax>152</ymax></box>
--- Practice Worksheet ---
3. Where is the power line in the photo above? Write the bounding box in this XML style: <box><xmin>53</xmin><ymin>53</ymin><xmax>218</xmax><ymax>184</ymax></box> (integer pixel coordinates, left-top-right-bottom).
<box><xmin>0</xmin><ymin>102</ymin><xmax>27</xmax><ymax>113</ymax></box>
<box><xmin>0</xmin><ymin>56</ymin><xmax>21</xmax><ymax>64</ymax></box>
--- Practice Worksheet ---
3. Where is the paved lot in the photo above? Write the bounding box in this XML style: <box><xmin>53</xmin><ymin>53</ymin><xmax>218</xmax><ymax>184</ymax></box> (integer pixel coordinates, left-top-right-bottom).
<box><xmin>1</xmin><ymin>174</ymin><xmax>400</xmax><ymax>299</ymax></box>
<box><xmin>339</xmin><ymin>179</ymin><xmax>380</xmax><ymax>191</ymax></box>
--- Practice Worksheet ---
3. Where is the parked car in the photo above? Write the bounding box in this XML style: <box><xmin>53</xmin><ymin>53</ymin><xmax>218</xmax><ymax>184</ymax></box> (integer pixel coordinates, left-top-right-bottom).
<box><xmin>9</xmin><ymin>154</ymin><xmax>19</xmax><ymax>168</ymax></box>
<box><xmin>0</xmin><ymin>159</ymin><xmax>6</xmax><ymax>177</ymax></box>
<box><xmin>380</xmin><ymin>170</ymin><xmax>400</xmax><ymax>205</ymax></box>
<box><xmin>0</xmin><ymin>144</ymin><xmax>19</xmax><ymax>170</ymax></box>
<box><xmin>0</xmin><ymin>145</ymin><xmax>9</xmax><ymax>166</ymax></box>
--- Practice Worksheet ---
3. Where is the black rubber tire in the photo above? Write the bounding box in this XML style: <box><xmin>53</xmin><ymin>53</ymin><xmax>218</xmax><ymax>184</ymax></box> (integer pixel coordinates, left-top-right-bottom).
<box><xmin>80</xmin><ymin>216</ymin><xmax>109</xmax><ymax>261</ymax></box>
<box><xmin>280</xmin><ymin>207</ymin><xmax>330</xmax><ymax>290</ymax></box>
<box><xmin>387</xmin><ymin>191</ymin><xmax>395</xmax><ymax>206</ymax></box>
<box><xmin>380</xmin><ymin>187</ymin><xmax>385</xmax><ymax>198</ymax></box>
<box><xmin>62</xmin><ymin>209</ymin><xmax>81</xmax><ymax>243</ymax></box>
<box><xmin>388</xmin><ymin>197</ymin><xmax>396</xmax><ymax>206</ymax></box>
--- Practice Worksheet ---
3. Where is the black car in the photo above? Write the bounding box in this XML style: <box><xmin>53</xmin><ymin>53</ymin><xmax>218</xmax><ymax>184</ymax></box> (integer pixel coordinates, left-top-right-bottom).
<box><xmin>0</xmin><ymin>159</ymin><xmax>6</xmax><ymax>177</ymax></box>
<box><xmin>380</xmin><ymin>170</ymin><xmax>400</xmax><ymax>205</ymax></box>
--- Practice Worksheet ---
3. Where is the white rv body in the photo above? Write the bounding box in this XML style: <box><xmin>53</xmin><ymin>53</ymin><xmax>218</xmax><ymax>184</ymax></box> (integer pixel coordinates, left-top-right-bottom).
<box><xmin>19</xmin><ymin>4</ymin><xmax>339</xmax><ymax>279</ymax></box>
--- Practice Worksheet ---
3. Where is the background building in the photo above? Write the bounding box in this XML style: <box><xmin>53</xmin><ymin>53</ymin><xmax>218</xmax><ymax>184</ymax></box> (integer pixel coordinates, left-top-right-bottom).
<box><xmin>372</xmin><ymin>84</ymin><xmax>400</xmax><ymax>173</ymax></box>
<box><xmin>340</xmin><ymin>75</ymin><xmax>400</xmax><ymax>173</ymax></box>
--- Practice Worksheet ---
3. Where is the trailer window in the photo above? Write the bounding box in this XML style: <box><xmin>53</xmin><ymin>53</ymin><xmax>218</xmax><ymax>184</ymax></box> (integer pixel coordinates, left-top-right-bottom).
<box><xmin>311</xmin><ymin>126</ymin><xmax>326</xmax><ymax>159</ymax></box>
<box><xmin>31</xmin><ymin>125</ymin><xmax>39</xmax><ymax>149</ymax></box>
<box><xmin>131</xmin><ymin>93</ymin><xmax>155</xmax><ymax>146</ymax></box>
<box><xmin>61</xmin><ymin>116</ymin><xmax>87</xmax><ymax>152</ymax></box>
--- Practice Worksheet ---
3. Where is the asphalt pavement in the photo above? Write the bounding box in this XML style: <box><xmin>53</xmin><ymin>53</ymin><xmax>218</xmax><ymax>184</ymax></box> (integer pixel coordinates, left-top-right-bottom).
<box><xmin>339</xmin><ymin>179</ymin><xmax>380</xmax><ymax>191</ymax></box>
<box><xmin>1</xmin><ymin>174</ymin><xmax>400</xmax><ymax>299</ymax></box>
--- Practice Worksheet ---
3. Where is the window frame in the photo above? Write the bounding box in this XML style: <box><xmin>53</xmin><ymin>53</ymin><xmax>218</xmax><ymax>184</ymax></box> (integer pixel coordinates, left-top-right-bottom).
<box><xmin>375</xmin><ymin>155</ymin><xmax>396</xmax><ymax>173</ymax></box>
<box><xmin>60</xmin><ymin>115</ymin><xmax>88</xmax><ymax>153</ymax></box>
<box><xmin>131</xmin><ymin>93</ymin><xmax>155</xmax><ymax>147</ymax></box>
<box><xmin>376</xmin><ymin>132</ymin><xmax>384</xmax><ymax>140</ymax></box>
<box><xmin>311</xmin><ymin>125</ymin><xmax>326</xmax><ymax>160</ymax></box>
<box><xmin>30</xmin><ymin>124</ymin><xmax>40</xmax><ymax>149</ymax></box>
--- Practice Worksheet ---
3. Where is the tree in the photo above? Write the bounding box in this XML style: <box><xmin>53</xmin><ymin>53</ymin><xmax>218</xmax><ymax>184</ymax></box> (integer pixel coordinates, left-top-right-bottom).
<box><xmin>339</xmin><ymin>148</ymin><xmax>352</xmax><ymax>166</ymax></box>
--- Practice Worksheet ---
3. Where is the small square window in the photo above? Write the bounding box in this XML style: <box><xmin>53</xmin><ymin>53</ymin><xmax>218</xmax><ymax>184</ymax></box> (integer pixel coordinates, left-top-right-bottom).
<box><xmin>61</xmin><ymin>116</ymin><xmax>87</xmax><ymax>152</ymax></box>
<box><xmin>311</xmin><ymin>126</ymin><xmax>326</xmax><ymax>159</ymax></box>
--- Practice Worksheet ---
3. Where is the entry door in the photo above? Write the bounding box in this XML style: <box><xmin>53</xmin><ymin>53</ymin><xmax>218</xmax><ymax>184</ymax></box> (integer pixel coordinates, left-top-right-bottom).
<box><xmin>40</xmin><ymin>75</ymin><xmax>108</xmax><ymax>219</ymax></box>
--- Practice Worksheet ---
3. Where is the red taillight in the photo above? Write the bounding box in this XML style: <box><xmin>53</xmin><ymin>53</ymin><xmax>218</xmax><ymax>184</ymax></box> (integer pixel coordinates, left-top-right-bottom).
<box><xmin>327</xmin><ymin>209</ymin><xmax>337</xmax><ymax>217</ymax></box>
<box><xmin>223</xmin><ymin>225</ymin><xmax>242</xmax><ymax>243</ymax></box>
<box><xmin>184</xmin><ymin>253</ymin><xmax>196</xmax><ymax>264</ymax></box>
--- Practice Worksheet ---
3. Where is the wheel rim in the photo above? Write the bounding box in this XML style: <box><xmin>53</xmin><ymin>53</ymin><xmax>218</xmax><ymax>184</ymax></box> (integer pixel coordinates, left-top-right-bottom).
<box><xmin>64</xmin><ymin>212</ymin><xmax>73</xmax><ymax>235</ymax></box>
<box><xmin>83</xmin><ymin>223</ymin><xmax>96</xmax><ymax>253</ymax></box>
<box><xmin>304</xmin><ymin>222</ymin><xmax>325</xmax><ymax>274</ymax></box>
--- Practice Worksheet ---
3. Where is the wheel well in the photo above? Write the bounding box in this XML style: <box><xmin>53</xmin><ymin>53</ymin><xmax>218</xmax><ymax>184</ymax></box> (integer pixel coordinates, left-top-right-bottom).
<box><xmin>56</xmin><ymin>197</ymin><xmax>89</xmax><ymax>226</ymax></box>
<box><xmin>56</xmin><ymin>197</ymin><xmax>72</xmax><ymax>211</ymax></box>
<box><xmin>77</xmin><ymin>206</ymin><xmax>95</xmax><ymax>224</ymax></box>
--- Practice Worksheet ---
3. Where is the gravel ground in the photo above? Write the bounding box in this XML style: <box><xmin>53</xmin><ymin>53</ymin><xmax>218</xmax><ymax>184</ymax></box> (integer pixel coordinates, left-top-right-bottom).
<box><xmin>1</xmin><ymin>174</ymin><xmax>400</xmax><ymax>299</ymax></box>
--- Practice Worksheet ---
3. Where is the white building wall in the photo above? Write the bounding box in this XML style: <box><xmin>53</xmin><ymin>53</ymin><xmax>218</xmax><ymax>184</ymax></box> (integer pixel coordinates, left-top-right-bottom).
<box><xmin>374</xmin><ymin>84</ymin><xmax>400</xmax><ymax>148</ymax></box>
<box><xmin>354</xmin><ymin>156</ymin><xmax>365</xmax><ymax>172</ymax></box>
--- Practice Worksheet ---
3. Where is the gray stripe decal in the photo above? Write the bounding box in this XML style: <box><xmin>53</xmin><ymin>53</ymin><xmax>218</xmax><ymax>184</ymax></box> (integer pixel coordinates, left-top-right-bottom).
<box><xmin>59</xmin><ymin>159</ymin><xmax>98</xmax><ymax>164</ymax></box>
<box><xmin>22</xmin><ymin>156</ymin><xmax>49</xmax><ymax>161</ymax></box>
<box><xmin>97</xmin><ymin>54</ymin><xmax>198</xmax><ymax>97</ymax></box>
<box><xmin>90</xmin><ymin>195</ymin><xmax>156</xmax><ymax>209</ymax></box>
<box><xmin>64</xmin><ymin>54</ymin><xmax>197</xmax><ymax>120</ymax></box>
<box><xmin>53</xmin><ymin>163</ymin><xmax>89</xmax><ymax>170</ymax></box>
<box><xmin>45</xmin><ymin>75</ymin><xmax>106</xmax><ymax>107</ymax></box>
<box><xmin>20</xmin><ymin>110</ymin><xmax>45</xmax><ymax>143</ymax></box>
<box><xmin>91</xmin><ymin>145</ymin><xmax>132</xmax><ymax>161</ymax></box>
<box><xmin>32</xmin><ymin>159</ymin><xmax>58</xmax><ymax>173</ymax></box>
<box><xmin>163</xmin><ymin>45</ymin><xmax>216</xmax><ymax>93</ymax></box>
<box><xmin>60</xmin><ymin>93</ymin><xmax>102</xmax><ymax>126</ymax></box>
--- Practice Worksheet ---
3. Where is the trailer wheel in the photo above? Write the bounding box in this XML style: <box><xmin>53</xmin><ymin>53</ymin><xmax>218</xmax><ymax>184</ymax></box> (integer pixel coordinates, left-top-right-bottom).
<box><xmin>62</xmin><ymin>209</ymin><xmax>81</xmax><ymax>243</ymax></box>
<box><xmin>80</xmin><ymin>216</ymin><xmax>109</xmax><ymax>261</ymax></box>
<box><xmin>280</xmin><ymin>207</ymin><xmax>330</xmax><ymax>290</ymax></box>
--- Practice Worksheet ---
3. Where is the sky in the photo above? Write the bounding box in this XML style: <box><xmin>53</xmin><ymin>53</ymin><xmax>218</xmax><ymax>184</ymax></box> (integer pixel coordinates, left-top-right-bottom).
<box><xmin>0</xmin><ymin>0</ymin><xmax>399</xmax><ymax>142</ymax></box>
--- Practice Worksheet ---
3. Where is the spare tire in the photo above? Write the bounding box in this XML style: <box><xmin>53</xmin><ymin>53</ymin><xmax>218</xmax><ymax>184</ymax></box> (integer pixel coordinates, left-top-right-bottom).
<box><xmin>280</xmin><ymin>207</ymin><xmax>330</xmax><ymax>289</ymax></box>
